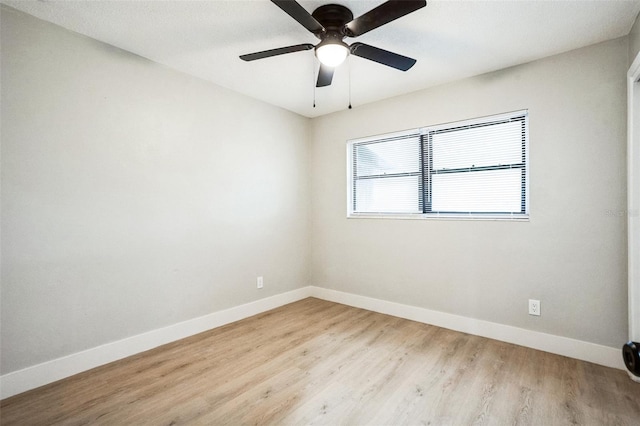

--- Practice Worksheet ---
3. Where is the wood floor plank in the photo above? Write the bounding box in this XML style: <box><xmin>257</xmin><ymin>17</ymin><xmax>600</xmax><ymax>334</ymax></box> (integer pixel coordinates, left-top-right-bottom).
<box><xmin>2</xmin><ymin>298</ymin><xmax>639</xmax><ymax>425</ymax></box>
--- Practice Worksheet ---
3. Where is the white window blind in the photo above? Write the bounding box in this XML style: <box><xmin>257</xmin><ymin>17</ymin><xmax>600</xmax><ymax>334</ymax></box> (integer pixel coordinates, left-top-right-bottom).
<box><xmin>348</xmin><ymin>111</ymin><xmax>528</xmax><ymax>219</ymax></box>
<box><xmin>352</xmin><ymin>133</ymin><xmax>421</xmax><ymax>213</ymax></box>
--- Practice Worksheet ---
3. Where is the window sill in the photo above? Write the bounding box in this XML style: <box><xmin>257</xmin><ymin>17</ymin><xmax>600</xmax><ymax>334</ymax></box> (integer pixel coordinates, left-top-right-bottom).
<box><xmin>347</xmin><ymin>213</ymin><xmax>530</xmax><ymax>222</ymax></box>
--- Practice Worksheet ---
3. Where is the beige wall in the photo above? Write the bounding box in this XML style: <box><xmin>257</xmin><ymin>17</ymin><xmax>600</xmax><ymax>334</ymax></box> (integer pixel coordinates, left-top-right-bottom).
<box><xmin>0</xmin><ymin>7</ymin><xmax>310</xmax><ymax>374</ymax></box>
<box><xmin>630</xmin><ymin>11</ymin><xmax>640</xmax><ymax>65</ymax></box>
<box><xmin>309</xmin><ymin>37</ymin><xmax>629</xmax><ymax>348</ymax></box>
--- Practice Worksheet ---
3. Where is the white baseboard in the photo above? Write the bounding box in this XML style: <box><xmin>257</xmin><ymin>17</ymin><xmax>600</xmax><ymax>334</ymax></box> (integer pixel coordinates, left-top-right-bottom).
<box><xmin>308</xmin><ymin>286</ymin><xmax>624</xmax><ymax>371</ymax></box>
<box><xmin>1</xmin><ymin>285</ymin><xmax>625</xmax><ymax>400</ymax></box>
<box><xmin>0</xmin><ymin>287</ymin><xmax>313</xmax><ymax>400</ymax></box>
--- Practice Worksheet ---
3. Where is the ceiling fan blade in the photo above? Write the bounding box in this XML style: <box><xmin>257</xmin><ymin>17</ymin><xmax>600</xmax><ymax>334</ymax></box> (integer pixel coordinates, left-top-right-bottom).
<box><xmin>344</xmin><ymin>0</ymin><xmax>427</xmax><ymax>37</ymax></box>
<box><xmin>240</xmin><ymin>44</ymin><xmax>314</xmax><ymax>61</ymax></box>
<box><xmin>316</xmin><ymin>64</ymin><xmax>334</xmax><ymax>87</ymax></box>
<box><xmin>271</xmin><ymin>0</ymin><xmax>325</xmax><ymax>35</ymax></box>
<box><xmin>350</xmin><ymin>42</ymin><xmax>416</xmax><ymax>71</ymax></box>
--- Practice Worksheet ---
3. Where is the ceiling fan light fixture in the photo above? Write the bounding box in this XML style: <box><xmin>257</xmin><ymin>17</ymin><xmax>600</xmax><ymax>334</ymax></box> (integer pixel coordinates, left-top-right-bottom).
<box><xmin>315</xmin><ymin>40</ymin><xmax>349</xmax><ymax>67</ymax></box>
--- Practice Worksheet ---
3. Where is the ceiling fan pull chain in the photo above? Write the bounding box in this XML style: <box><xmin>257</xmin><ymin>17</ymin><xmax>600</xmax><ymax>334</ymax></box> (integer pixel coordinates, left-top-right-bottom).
<box><xmin>348</xmin><ymin>56</ymin><xmax>352</xmax><ymax>110</ymax></box>
<box><xmin>313</xmin><ymin>56</ymin><xmax>317</xmax><ymax>108</ymax></box>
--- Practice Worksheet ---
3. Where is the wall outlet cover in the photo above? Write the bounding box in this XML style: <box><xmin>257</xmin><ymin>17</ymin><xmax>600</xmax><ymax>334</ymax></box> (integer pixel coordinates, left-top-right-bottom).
<box><xmin>529</xmin><ymin>299</ymin><xmax>540</xmax><ymax>316</ymax></box>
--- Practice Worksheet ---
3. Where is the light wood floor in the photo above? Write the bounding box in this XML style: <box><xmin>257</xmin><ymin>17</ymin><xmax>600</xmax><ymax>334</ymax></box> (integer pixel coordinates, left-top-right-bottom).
<box><xmin>2</xmin><ymin>298</ymin><xmax>639</xmax><ymax>425</ymax></box>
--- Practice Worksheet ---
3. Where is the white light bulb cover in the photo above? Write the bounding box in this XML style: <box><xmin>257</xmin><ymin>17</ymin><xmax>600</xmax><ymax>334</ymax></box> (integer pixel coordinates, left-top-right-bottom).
<box><xmin>315</xmin><ymin>42</ymin><xmax>349</xmax><ymax>67</ymax></box>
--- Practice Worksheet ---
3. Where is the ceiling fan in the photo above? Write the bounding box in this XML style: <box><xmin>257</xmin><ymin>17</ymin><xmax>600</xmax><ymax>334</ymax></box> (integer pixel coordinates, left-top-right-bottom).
<box><xmin>240</xmin><ymin>0</ymin><xmax>427</xmax><ymax>88</ymax></box>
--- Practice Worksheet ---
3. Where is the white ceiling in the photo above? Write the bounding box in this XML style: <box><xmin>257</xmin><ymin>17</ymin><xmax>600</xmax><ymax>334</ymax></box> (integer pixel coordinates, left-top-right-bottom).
<box><xmin>3</xmin><ymin>0</ymin><xmax>640</xmax><ymax>118</ymax></box>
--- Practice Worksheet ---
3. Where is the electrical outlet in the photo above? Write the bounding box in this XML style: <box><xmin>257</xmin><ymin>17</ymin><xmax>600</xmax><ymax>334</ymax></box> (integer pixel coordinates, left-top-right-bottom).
<box><xmin>528</xmin><ymin>299</ymin><xmax>540</xmax><ymax>316</ymax></box>
<box><xmin>257</xmin><ymin>276</ymin><xmax>263</xmax><ymax>289</ymax></box>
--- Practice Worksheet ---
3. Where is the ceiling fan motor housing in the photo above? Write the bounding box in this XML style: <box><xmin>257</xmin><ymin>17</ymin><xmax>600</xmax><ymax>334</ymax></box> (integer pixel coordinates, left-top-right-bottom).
<box><xmin>311</xmin><ymin>5</ymin><xmax>352</xmax><ymax>67</ymax></box>
<box><xmin>311</xmin><ymin>4</ymin><xmax>353</xmax><ymax>39</ymax></box>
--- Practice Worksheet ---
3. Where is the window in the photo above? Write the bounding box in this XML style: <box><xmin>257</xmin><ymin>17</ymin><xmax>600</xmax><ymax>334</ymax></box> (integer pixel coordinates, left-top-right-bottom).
<box><xmin>347</xmin><ymin>110</ymin><xmax>529</xmax><ymax>220</ymax></box>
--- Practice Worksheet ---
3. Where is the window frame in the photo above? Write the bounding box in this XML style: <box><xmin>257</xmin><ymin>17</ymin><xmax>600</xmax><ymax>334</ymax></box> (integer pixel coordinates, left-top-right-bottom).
<box><xmin>346</xmin><ymin>110</ymin><xmax>529</xmax><ymax>221</ymax></box>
